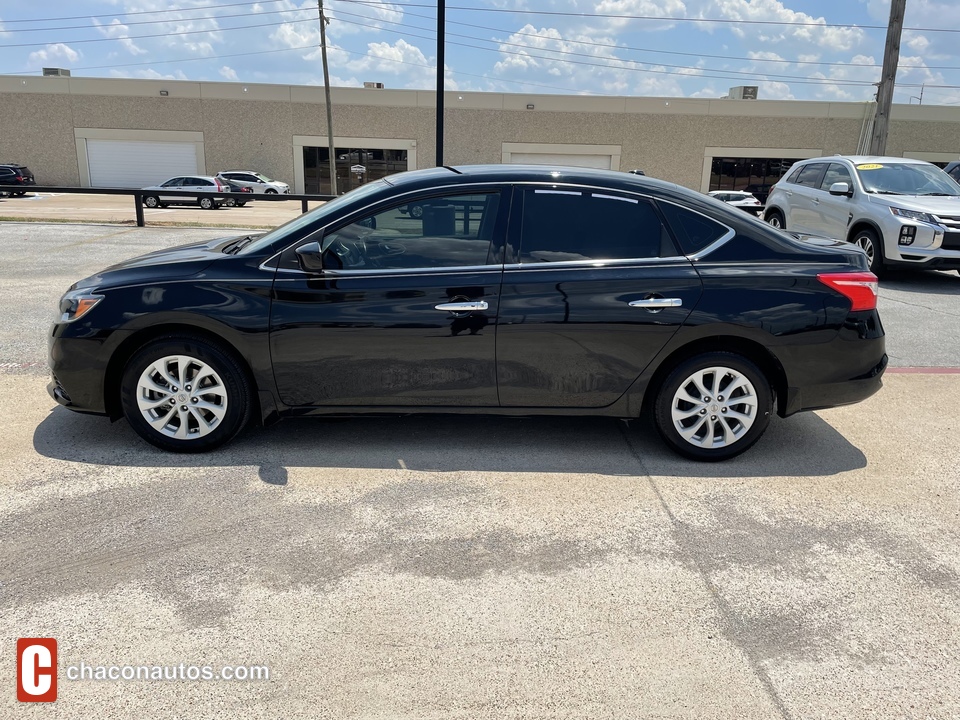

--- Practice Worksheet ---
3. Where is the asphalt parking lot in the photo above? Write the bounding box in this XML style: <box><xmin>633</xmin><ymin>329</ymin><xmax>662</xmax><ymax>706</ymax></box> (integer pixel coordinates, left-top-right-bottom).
<box><xmin>2</xmin><ymin>222</ymin><xmax>959</xmax><ymax>719</ymax></box>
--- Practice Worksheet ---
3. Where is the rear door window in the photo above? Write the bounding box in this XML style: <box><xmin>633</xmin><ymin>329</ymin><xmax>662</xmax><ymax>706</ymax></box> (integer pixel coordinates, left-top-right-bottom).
<box><xmin>517</xmin><ymin>188</ymin><xmax>672</xmax><ymax>263</ymax></box>
<box><xmin>794</xmin><ymin>163</ymin><xmax>827</xmax><ymax>188</ymax></box>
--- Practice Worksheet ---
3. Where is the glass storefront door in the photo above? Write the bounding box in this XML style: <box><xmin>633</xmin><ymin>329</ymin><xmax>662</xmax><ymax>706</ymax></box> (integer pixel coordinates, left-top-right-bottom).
<box><xmin>303</xmin><ymin>147</ymin><xmax>409</xmax><ymax>194</ymax></box>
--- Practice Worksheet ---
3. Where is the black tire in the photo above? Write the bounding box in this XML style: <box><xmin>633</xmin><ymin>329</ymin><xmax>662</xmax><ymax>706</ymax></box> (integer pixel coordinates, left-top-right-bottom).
<box><xmin>264</xmin><ymin>188</ymin><xmax>278</xmax><ymax>194</ymax></box>
<box><xmin>119</xmin><ymin>335</ymin><xmax>253</xmax><ymax>453</ymax></box>
<box><xmin>143</xmin><ymin>195</ymin><xmax>160</xmax><ymax>208</ymax></box>
<box><xmin>653</xmin><ymin>351</ymin><xmax>773</xmax><ymax>462</ymax></box>
<box><xmin>850</xmin><ymin>226</ymin><xmax>885</xmax><ymax>275</ymax></box>
<box><xmin>225</xmin><ymin>198</ymin><xmax>236</xmax><ymax>207</ymax></box>
<box><xmin>159</xmin><ymin>202</ymin><xmax>169</xmax><ymax>208</ymax></box>
<box><xmin>199</xmin><ymin>196</ymin><xmax>214</xmax><ymax>210</ymax></box>
<box><xmin>236</xmin><ymin>201</ymin><xmax>246</xmax><ymax>207</ymax></box>
<box><xmin>765</xmin><ymin>209</ymin><xmax>785</xmax><ymax>230</ymax></box>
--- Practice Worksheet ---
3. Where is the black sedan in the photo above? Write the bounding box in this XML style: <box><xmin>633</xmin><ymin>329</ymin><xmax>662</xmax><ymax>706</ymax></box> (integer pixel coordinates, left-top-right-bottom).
<box><xmin>49</xmin><ymin>165</ymin><xmax>886</xmax><ymax>461</ymax></box>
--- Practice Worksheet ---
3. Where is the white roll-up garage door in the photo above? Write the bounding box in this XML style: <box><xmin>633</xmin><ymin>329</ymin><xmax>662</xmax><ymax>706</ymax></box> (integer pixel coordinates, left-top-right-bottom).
<box><xmin>86</xmin><ymin>139</ymin><xmax>199</xmax><ymax>187</ymax></box>
<box><xmin>507</xmin><ymin>152</ymin><xmax>612</xmax><ymax>170</ymax></box>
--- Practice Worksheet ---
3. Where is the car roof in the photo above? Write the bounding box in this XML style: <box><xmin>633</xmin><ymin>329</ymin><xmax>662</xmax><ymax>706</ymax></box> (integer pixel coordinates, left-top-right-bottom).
<box><xmin>218</xmin><ymin>170</ymin><xmax>262</xmax><ymax>174</ymax></box>
<box><xmin>798</xmin><ymin>155</ymin><xmax>931</xmax><ymax>166</ymax></box>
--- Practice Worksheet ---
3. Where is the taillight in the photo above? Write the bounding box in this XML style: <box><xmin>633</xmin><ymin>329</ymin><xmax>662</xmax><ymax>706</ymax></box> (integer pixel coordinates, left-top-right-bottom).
<box><xmin>216</xmin><ymin>179</ymin><xmax>225</xmax><ymax>191</ymax></box>
<box><xmin>817</xmin><ymin>272</ymin><xmax>879</xmax><ymax>311</ymax></box>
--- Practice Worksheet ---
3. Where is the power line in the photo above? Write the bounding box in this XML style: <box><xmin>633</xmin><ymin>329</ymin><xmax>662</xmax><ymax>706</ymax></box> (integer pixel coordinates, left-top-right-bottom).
<box><xmin>8</xmin><ymin>6</ymin><xmax>318</xmax><ymax>34</ymax></box>
<box><xmin>339</xmin><ymin>0</ymin><xmax>960</xmax><ymax>34</ymax></box>
<box><xmin>331</xmin><ymin>11</ymin><xmax>883</xmax><ymax>88</ymax></box>
<box><xmin>332</xmin><ymin>16</ymin><xmax>883</xmax><ymax>88</ymax></box>
<box><xmin>0</xmin><ymin>17</ymin><xmax>315</xmax><ymax>49</ymax></box>
<box><xmin>0</xmin><ymin>0</ymin><xmax>287</xmax><ymax>24</ymax></box>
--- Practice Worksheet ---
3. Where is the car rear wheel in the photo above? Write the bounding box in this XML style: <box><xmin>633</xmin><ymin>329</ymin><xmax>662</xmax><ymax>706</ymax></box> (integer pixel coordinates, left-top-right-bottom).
<box><xmin>199</xmin><ymin>197</ymin><xmax>214</xmax><ymax>210</ymax></box>
<box><xmin>143</xmin><ymin>195</ymin><xmax>160</xmax><ymax>208</ymax></box>
<box><xmin>120</xmin><ymin>336</ymin><xmax>252</xmax><ymax>452</ymax></box>
<box><xmin>852</xmin><ymin>227</ymin><xmax>884</xmax><ymax>275</ymax></box>
<box><xmin>653</xmin><ymin>351</ymin><xmax>773</xmax><ymax>461</ymax></box>
<box><xmin>766</xmin><ymin>209</ymin><xmax>785</xmax><ymax>230</ymax></box>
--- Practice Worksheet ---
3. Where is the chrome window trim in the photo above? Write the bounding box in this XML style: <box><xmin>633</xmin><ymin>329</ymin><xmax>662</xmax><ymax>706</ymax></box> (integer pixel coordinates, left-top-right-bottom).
<box><xmin>503</xmin><ymin>256</ymin><xmax>689</xmax><ymax>272</ymax></box>
<box><xmin>320</xmin><ymin>265</ymin><xmax>503</xmax><ymax>279</ymax></box>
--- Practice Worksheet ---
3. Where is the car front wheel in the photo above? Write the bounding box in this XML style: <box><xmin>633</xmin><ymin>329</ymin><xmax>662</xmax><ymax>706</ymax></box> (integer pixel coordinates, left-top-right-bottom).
<box><xmin>199</xmin><ymin>197</ymin><xmax>214</xmax><ymax>210</ymax></box>
<box><xmin>653</xmin><ymin>351</ymin><xmax>773</xmax><ymax>461</ymax></box>
<box><xmin>852</xmin><ymin>227</ymin><xmax>884</xmax><ymax>275</ymax></box>
<box><xmin>143</xmin><ymin>195</ymin><xmax>160</xmax><ymax>208</ymax></box>
<box><xmin>119</xmin><ymin>336</ymin><xmax>252</xmax><ymax>452</ymax></box>
<box><xmin>264</xmin><ymin>188</ymin><xmax>278</xmax><ymax>194</ymax></box>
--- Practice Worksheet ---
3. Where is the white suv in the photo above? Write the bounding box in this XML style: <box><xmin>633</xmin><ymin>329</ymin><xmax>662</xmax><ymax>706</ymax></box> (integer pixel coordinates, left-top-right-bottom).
<box><xmin>216</xmin><ymin>170</ymin><xmax>289</xmax><ymax>194</ymax></box>
<box><xmin>764</xmin><ymin>156</ymin><xmax>960</xmax><ymax>274</ymax></box>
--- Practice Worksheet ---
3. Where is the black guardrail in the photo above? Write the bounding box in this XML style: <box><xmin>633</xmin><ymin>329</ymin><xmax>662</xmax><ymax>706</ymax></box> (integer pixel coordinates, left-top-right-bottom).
<box><xmin>0</xmin><ymin>186</ymin><xmax>336</xmax><ymax>227</ymax></box>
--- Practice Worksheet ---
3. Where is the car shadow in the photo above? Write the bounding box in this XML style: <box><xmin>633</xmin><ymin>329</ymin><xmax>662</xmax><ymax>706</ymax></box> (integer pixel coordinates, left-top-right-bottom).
<box><xmin>879</xmin><ymin>268</ymin><xmax>960</xmax><ymax>295</ymax></box>
<box><xmin>33</xmin><ymin>406</ymin><xmax>867</xmax><ymax>479</ymax></box>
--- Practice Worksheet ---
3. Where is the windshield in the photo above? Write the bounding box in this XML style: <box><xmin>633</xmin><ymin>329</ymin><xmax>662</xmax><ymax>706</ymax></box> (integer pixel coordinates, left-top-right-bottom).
<box><xmin>855</xmin><ymin>162</ymin><xmax>960</xmax><ymax>196</ymax></box>
<box><xmin>236</xmin><ymin>180</ymin><xmax>390</xmax><ymax>255</ymax></box>
<box><xmin>256</xmin><ymin>173</ymin><xmax>275</xmax><ymax>183</ymax></box>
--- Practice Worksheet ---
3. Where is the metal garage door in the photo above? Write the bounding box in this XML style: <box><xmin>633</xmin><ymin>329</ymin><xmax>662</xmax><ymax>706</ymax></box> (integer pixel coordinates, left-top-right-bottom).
<box><xmin>86</xmin><ymin>139</ymin><xmax>198</xmax><ymax>188</ymax></box>
<box><xmin>507</xmin><ymin>152</ymin><xmax>612</xmax><ymax>170</ymax></box>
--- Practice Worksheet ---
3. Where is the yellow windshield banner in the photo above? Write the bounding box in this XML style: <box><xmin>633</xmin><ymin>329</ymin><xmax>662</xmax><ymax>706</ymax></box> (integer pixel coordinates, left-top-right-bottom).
<box><xmin>856</xmin><ymin>163</ymin><xmax>884</xmax><ymax>170</ymax></box>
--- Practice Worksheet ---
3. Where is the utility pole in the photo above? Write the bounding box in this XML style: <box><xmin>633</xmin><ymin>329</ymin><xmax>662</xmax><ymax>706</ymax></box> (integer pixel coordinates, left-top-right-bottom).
<box><xmin>436</xmin><ymin>0</ymin><xmax>445</xmax><ymax>166</ymax></box>
<box><xmin>318</xmin><ymin>0</ymin><xmax>338</xmax><ymax>194</ymax></box>
<box><xmin>868</xmin><ymin>0</ymin><xmax>906</xmax><ymax>156</ymax></box>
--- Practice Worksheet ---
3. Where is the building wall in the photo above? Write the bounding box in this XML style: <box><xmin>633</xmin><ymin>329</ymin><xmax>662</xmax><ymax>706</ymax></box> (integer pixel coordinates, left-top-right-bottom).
<box><xmin>1</xmin><ymin>75</ymin><xmax>959</xmax><ymax>190</ymax></box>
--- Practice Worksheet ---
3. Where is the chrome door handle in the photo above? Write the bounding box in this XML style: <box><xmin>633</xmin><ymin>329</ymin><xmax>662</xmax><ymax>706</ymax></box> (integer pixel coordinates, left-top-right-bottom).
<box><xmin>628</xmin><ymin>298</ymin><xmax>682</xmax><ymax>308</ymax></box>
<box><xmin>435</xmin><ymin>301</ymin><xmax>489</xmax><ymax>312</ymax></box>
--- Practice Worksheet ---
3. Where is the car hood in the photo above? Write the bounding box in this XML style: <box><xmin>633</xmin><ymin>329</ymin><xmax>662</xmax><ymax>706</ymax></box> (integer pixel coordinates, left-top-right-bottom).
<box><xmin>71</xmin><ymin>235</ymin><xmax>242</xmax><ymax>290</ymax></box>
<box><xmin>868</xmin><ymin>193</ymin><xmax>960</xmax><ymax>215</ymax></box>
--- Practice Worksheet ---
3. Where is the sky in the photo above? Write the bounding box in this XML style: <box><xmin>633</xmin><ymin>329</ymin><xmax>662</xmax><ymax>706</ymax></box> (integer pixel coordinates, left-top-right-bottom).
<box><xmin>1</xmin><ymin>0</ymin><xmax>960</xmax><ymax>105</ymax></box>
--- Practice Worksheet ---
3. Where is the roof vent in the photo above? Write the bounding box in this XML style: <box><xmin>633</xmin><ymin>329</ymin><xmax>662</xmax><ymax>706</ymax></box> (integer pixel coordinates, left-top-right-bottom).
<box><xmin>42</xmin><ymin>67</ymin><xmax>71</xmax><ymax>77</ymax></box>
<box><xmin>725</xmin><ymin>85</ymin><xmax>758</xmax><ymax>100</ymax></box>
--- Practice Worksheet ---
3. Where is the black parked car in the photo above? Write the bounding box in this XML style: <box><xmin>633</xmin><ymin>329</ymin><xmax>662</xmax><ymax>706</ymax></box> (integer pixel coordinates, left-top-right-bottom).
<box><xmin>0</xmin><ymin>164</ymin><xmax>36</xmax><ymax>196</ymax></box>
<box><xmin>49</xmin><ymin>166</ymin><xmax>886</xmax><ymax>461</ymax></box>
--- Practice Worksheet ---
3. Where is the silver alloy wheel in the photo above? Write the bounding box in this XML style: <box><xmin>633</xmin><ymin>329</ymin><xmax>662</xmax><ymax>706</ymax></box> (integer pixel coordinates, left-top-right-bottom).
<box><xmin>670</xmin><ymin>366</ymin><xmax>758</xmax><ymax>449</ymax></box>
<box><xmin>200</xmin><ymin>197</ymin><xmax>214</xmax><ymax>209</ymax></box>
<box><xmin>136</xmin><ymin>354</ymin><xmax>228</xmax><ymax>440</ymax></box>
<box><xmin>144</xmin><ymin>196</ymin><xmax>159</xmax><ymax>208</ymax></box>
<box><xmin>768</xmin><ymin>214</ymin><xmax>783</xmax><ymax>229</ymax></box>
<box><xmin>855</xmin><ymin>233</ymin><xmax>875</xmax><ymax>264</ymax></box>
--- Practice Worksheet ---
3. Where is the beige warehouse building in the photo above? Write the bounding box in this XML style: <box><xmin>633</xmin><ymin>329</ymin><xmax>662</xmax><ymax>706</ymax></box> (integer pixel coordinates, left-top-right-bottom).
<box><xmin>1</xmin><ymin>74</ymin><xmax>959</xmax><ymax>198</ymax></box>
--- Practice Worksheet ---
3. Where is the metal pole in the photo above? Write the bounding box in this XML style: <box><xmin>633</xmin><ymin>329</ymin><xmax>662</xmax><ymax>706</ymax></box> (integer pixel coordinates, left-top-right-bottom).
<box><xmin>318</xmin><ymin>0</ymin><xmax>338</xmax><ymax>195</ymax></box>
<box><xmin>436</xmin><ymin>0</ymin><xmax>445</xmax><ymax>166</ymax></box>
<box><xmin>868</xmin><ymin>0</ymin><xmax>906</xmax><ymax>156</ymax></box>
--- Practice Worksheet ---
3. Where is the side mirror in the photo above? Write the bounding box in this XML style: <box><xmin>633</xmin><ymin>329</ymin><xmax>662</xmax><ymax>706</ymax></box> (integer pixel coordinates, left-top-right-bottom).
<box><xmin>295</xmin><ymin>241</ymin><xmax>324</xmax><ymax>272</ymax></box>
<box><xmin>829</xmin><ymin>182</ymin><xmax>852</xmax><ymax>197</ymax></box>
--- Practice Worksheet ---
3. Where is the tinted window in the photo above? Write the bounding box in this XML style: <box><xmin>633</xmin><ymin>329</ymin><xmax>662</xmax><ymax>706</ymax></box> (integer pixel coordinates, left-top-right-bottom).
<box><xmin>854</xmin><ymin>162</ymin><xmax>960</xmax><ymax>196</ymax></box>
<box><xmin>820</xmin><ymin>163</ymin><xmax>853</xmax><ymax>190</ymax></box>
<box><xmin>795</xmin><ymin>164</ymin><xmax>826</xmax><ymax>188</ymax></box>
<box><xmin>161</xmin><ymin>178</ymin><xmax>184</xmax><ymax>187</ymax></box>
<box><xmin>0</xmin><ymin>168</ymin><xmax>14</xmax><ymax>178</ymax></box>
<box><xmin>784</xmin><ymin>167</ymin><xmax>804</xmax><ymax>184</ymax></box>
<box><xmin>949</xmin><ymin>165</ymin><xmax>960</xmax><ymax>181</ymax></box>
<box><xmin>658</xmin><ymin>201</ymin><xmax>729</xmax><ymax>255</ymax></box>
<box><xmin>519</xmin><ymin>189</ymin><xmax>667</xmax><ymax>263</ymax></box>
<box><xmin>322</xmin><ymin>192</ymin><xmax>501</xmax><ymax>271</ymax></box>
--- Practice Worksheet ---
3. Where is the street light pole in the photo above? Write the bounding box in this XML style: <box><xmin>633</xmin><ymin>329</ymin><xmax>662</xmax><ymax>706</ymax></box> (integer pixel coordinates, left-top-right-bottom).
<box><xmin>436</xmin><ymin>0</ymin><xmax>445</xmax><ymax>167</ymax></box>
<box><xmin>318</xmin><ymin>0</ymin><xmax>338</xmax><ymax>195</ymax></box>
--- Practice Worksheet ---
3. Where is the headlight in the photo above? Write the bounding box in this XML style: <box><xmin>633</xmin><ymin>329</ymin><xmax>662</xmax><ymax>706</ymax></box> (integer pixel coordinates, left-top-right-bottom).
<box><xmin>890</xmin><ymin>207</ymin><xmax>938</xmax><ymax>224</ymax></box>
<box><xmin>58</xmin><ymin>289</ymin><xmax>103</xmax><ymax>323</ymax></box>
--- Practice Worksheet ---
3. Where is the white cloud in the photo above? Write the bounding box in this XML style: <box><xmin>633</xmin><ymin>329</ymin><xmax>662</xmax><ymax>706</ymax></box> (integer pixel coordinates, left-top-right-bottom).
<box><xmin>220</xmin><ymin>66</ymin><xmax>239</xmax><ymax>81</ymax></box>
<box><xmin>27</xmin><ymin>43</ymin><xmax>80</xmax><ymax>67</ymax></box>
<box><xmin>109</xmin><ymin>68</ymin><xmax>189</xmax><ymax>81</ymax></box>
<box><xmin>700</xmin><ymin>0</ymin><xmax>866</xmax><ymax>51</ymax></box>
<box><xmin>93</xmin><ymin>19</ymin><xmax>147</xmax><ymax>56</ymax></box>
